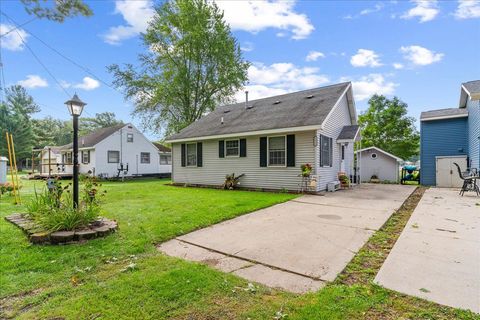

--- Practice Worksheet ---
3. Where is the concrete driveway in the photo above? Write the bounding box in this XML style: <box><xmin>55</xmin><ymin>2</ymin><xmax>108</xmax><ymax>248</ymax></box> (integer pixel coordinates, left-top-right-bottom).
<box><xmin>375</xmin><ymin>188</ymin><xmax>480</xmax><ymax>313</ymax></box>
<box><xmin>159</xmin><ymin>184</ymin><xmax>415</xmax><ymax>293</ymax></box>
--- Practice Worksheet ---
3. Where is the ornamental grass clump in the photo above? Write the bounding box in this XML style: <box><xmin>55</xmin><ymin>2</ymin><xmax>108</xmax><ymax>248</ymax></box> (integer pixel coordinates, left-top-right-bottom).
<box><xmin>26</xmin><ymin>177</ymin><xmax>106</xmax><ymax>232</ymax></box>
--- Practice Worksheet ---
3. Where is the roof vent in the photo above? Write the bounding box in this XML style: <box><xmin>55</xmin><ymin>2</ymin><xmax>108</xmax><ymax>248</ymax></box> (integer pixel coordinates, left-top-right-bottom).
<box><xmin>246</xmin><ymin>105</ymin><xmax>254</xmax><ymax>109</ymax></box>
<box><xmin>223</xmin><ymin>110</ymin><xmax>230</xmax><ymax>113</ymax></box>
<box><xmin>221</xmin><ymin>116</ymin><xmax>224</xmax><ymax>124</ymax></box>
<box><xmin>244</xmin><ymin>91</ymin><xmax>249</xmax><ymax>109</ymax></box>
<box><xmin>306</xmin><ymin>95</ymin><xmax>314</xmax><ymax>99</ymax></box>
<box><xmin>273</xmin><ymin>100</ymin><xmax>281</xmax><ymax>104</ymax></box>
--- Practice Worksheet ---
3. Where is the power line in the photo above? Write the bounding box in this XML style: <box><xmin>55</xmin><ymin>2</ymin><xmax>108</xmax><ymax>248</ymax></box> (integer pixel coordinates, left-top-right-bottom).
<box><xmin>1</xmin><ymin>12</ymin><xmax>118</xmax><ymax>92</ymax></box>
<box><xmin>0</xmin><ymin>17</ymin><xmax>37</xmax><ymax>38</ymax></box>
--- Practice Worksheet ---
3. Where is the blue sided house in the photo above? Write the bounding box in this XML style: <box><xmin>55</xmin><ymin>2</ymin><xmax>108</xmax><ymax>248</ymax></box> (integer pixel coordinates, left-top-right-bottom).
<box><xmin>420</xmin><ymin>80</ymin><xmax>480</xmax><ymax>187</ymax></box>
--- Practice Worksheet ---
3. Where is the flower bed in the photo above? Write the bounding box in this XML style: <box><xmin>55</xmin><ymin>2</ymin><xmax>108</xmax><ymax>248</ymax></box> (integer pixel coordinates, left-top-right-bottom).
<box><xmin>5</xmin><ymin>213</ymin><xmax>117</xmax><ymax>245</ymax></box>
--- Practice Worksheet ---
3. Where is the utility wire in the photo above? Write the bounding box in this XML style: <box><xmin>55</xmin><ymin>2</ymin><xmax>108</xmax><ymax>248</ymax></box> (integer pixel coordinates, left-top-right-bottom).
<box><xmin>2</xmin><ymin>12</ymin><xmax>118</xmax><ymax>92</ymax></box>
<box><xmin>0</xmin><ymin>17</ymin><xmax>37</xmax><ymax>38</ymax></box>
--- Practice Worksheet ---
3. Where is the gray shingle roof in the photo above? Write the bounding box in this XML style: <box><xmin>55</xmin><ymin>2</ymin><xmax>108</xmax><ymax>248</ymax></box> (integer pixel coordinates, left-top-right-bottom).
<box><xmin>166</xmin><ymin>82</ymin><xmax>351</xmax><ymax>141</ymax></box>
<box><xmin>463</xmin><ymin>80</ymin><xmax>480</xmax><ymax>96</ymax></box>
<box><xmin>61</xmin><ymin>124</ymin><xmax>125</xmax><ymax>150</ymax></box>
<box><xmin>337</xmin><ymin>125</ymin><xmax>359</xmax><ymax>140</ymax></box>
<box><xmin>153</xmin><ymin>142</ymin><xmax>171</xmax><ymax>153</ymax></box>
<box><xmin>420</xmin><ymin>108</ymin><xmax>468</xmax><ymax>121</ymax></box>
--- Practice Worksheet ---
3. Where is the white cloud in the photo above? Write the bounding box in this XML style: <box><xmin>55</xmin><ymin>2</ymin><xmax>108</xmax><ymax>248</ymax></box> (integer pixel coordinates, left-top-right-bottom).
<box><xmin>0</xmin><ymin>24</ymin><xmax>28</xmax><ymax>51</ymax></box>
<box><xmin>103</xmin><ymin>0</ymin><xmax>155</xmax><ymax>45</ymax></box>
<box><xmin>393</xmin><ymin>63</ymin><xmax>404</xmax><ymax>69</ymax></box>
<box><xmin>454</xmin><ymin>0</ymin><xmax>480</xmax><ymax>19</ymax></box>
<box><xmin>73</xmin><ymin>77</ymin><xmax>100</xmax><ymax>90</ymax></box>
<box><xmin>17</xmin><ymin>75</ymin><xmax>48</xmax><ymax>88</ymax></box>
<box><xmin>401</xmin><ymin>0</ymin><xmax>439</xmax><ymax>22</ymax></box>
<box><xmin>235</xmin><ymin>62</ymin><xmax>329</xmax><ymax>101</ymax></box>
<box><xmin>344</xmin><ymin>74</ymin><xmax>397</xmax><ymax>101</ymax></box>
<box><xmin>215</xmin><ymin>1</ymin><xmax>314</xmax><ymax>39</ymax></box>
<box><xmin>305</xmin><ymin>51</ymin><xmax>325</xmax><ymax>62</ymax></box>
<box><xmin>360</xmin><ymin>3</ymin><xmax>384</xmax><ymax>15</ymax></box>
<box><xmin>240</xmin><ymin>42</ymin><xmax>254</xmax><ymax>52</ymax></box>
<box><xmin>400</xmin><ymin>45</ymin><xmax>444</xmax><ymax>66</ymax></box>
<box><xmin>350</xmin><ymin>49</ymin><xmax>383</xmax><ymax>67</ymax></box>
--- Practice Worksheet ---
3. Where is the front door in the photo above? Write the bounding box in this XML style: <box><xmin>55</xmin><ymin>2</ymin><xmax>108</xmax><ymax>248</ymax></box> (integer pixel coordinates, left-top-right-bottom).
<box><xmin>436</xmin><ymin>156</ymin><xmax>467</xmax><ymax>187</ymax></box>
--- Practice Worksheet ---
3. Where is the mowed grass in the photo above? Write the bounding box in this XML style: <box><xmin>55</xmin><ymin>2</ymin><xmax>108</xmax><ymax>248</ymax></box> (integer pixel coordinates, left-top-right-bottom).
<box><xmin>1</xmin><ymin>178</ymin><xmax>479</xmax><ymax>319</ymax></box>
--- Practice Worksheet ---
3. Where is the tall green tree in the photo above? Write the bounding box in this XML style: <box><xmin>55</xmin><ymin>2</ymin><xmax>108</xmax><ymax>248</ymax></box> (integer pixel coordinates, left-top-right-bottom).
<box><xmin>20</xmin><ymin>0</ymin><xmax>92</xmax><ymax>22</ymax></box>
<box><xmin>33</xmin><ymin>117</ymin><xmax>72</xmax><ymax>148</ymax></box>
<box><xmin>80</xmin><ymin>112</ymin><xmax>123</xmax><ymax>135</ymax></box>
<box><xmin>0</xmin><ymin>86</ymin><xmax>40</xmax><ymax>164</ymax></box>
<box><xmin>358</xmin><ymin>94</ymin><xmax>419</xmax><ymax>160</ymax></box>
<box><xmin>108</xmin><ymin>0</ymin><xmax>249</xmax><ymax>136</ymax></box>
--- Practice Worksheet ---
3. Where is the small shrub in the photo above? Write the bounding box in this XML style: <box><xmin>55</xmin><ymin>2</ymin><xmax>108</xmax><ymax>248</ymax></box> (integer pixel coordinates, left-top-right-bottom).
<box><xmin>26</xmin><ymin>177</ymin><xmax>105</xmax><ymax>232</ymax></box>
<box><xmin>223</xmin><ymin>173</ymin><xmax>245</xmax><ymax>190</ymax></box>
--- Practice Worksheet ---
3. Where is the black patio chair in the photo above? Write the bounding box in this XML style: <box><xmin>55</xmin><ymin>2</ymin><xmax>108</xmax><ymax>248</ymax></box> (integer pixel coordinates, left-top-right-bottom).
<box><xmin>453</xmin><ymin>162</ymin><xmax>479</xmax><ymax>196</ymax></box>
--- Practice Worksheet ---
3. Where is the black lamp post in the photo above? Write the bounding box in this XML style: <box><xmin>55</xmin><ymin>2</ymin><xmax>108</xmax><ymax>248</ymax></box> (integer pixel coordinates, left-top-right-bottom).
<box><xmin>65</xmin><ymin>93</ymin><xmax>86</xmax><ymax>209</ymax></box>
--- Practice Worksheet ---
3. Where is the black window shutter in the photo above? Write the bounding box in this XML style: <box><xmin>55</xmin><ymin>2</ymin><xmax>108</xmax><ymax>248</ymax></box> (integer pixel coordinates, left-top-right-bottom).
<box><xmin>319</xmin><ymin>135</ymin><xmax>323</xmax><ymax>167</ymax></box>
<box><xmin>81</xmin><ymin>151</ymin><xmax>84</xmax><ymax>164</ymax></box>
<box><xmin>286</xmin><ymin>134</ymin><xmax>295</xmax><ymax>167</ymax></box>
<box><xmin>197</xmin><ymin>142</ymin><xmax>203</xmax><ymax>167</ymax></box>
<box><xmin>240</xmin><ymin>138</ymin><xmax>247</xmax><ymax>157</ymax></box>
<box><xmin>88</xmin><ymin>150</ymin><xmax>90</xmax><ymax>163</ymax></box>
<box><xmin>219</xmin><ymin>140</ymin><xmax>224</xmax><ymax>158</ymax></box>
<box><xmin>260</xmin><ymin>137</ymin><xmax>267</xmax><ymax>167</ymax></box>
<box><xmin>181</xmin><ymin>144</ymin><xmax>186</xmax><ymax>167</ymax></box>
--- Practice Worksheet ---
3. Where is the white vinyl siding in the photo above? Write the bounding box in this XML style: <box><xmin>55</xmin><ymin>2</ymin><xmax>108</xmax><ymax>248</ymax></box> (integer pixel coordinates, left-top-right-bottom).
<box><xmin>172</xmin><ymin>130</ymin><xmax>315</xmax><ymax>191</ymax></box>
<box><xmin>315</xmin><ymin>94</ymin><xmax>355</xmax><ymax>191</ymax></box>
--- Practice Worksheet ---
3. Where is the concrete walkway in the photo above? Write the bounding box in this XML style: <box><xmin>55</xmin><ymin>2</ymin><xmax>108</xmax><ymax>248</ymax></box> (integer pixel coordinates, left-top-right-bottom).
<box><xmin>375</xmin><ymin>188</ymin><xmax>480</xmax><ymax>313</ymax></box>
<box><xmin>159</xmin><ymin>184</ymin><xmax>415</xmax><ymax>293</ymax></box>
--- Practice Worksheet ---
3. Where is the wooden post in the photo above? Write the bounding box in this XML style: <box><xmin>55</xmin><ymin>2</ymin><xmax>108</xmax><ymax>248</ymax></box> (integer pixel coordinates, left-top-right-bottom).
<box><xmin>9</xmin><ymin>134</ymin><xmax>21</xmax><ymax>204</ymax></box>
<box><xmin>31</xmin><ymin>150</ymin><xmax>35</xmax><ymax>174</ymax></box>
<box><xmin>48</xmin><ymin>147</ymin><xmax>52</xmax><ymax>178</ymax></box>
<box><xmin>5</xmin><ymin>132</ymin><xmax>17</xmax><ymax>202</ymax></box>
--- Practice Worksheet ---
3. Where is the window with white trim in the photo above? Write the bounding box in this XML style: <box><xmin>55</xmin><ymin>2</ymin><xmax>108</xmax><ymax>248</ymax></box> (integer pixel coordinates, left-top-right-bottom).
<box><xmin>268</xmin><ymin>136</ymin><xmax>286</xmax><ymax>166</ymax></box>
<box><xmin>160</xmin><ymin>154</ymin><xmax>171</xmax><ymax>165</ymax></box>
<box><xmin>319</xmin><ymin>135</ymin><xmax>332</xmax><ymax>167</ymax></box>
<box><xmin>127</xmin><ymin>133</ymin><xmax>133</xmax><ymax>142</ymax></box>
<box><xmin>65</xmin><ymin>152</ymin><xmax>72</xmax><ymax>164</ymax></box>
<box><xmin>186</xmin><ymin>143</ymin><xmax>197</xmax><ymax>166</ymax></box>
<box><xmin>141</xmin><ymin>152</ymin><xmax>150</xmax><ymax>164</ymax></box>
<box><xmin>82</xmin><ymin>151</ymin><xmax>90</xmax><ymax>164</ymax></box>
<box><xmin>225</xmin><ymin>139</ymin><xmax>239</xmax><ymax>157</ymax></box>
<box><xmin>108</xmin><ymin>151</ymin><xmax>120</xmax><ymax>163</ymax></box>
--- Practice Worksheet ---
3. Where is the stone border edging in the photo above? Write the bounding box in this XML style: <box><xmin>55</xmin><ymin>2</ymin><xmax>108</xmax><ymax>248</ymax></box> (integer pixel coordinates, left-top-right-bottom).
<box><xmin>4</xmin><ymin>213</ymin><xmax>118</xmax><ymax>245</ymax></box>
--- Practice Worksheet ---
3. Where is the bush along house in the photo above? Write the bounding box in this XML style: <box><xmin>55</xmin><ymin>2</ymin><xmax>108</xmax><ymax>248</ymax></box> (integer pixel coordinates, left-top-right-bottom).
<box><xmin>420</xmin><ymin>80</ymin><xmax>480</xmax><ymax>187</ymax></box>
<box><xmin>165</xmin><ymin>82</ymin><xmax>361</xmax><ymax>192</ymax></box>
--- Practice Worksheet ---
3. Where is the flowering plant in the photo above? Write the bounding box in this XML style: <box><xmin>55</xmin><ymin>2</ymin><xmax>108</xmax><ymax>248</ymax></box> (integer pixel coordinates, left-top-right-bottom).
<box><xmin>301</xmin><ymin>164</ymin><xmax>312</xmax><ymax>177</ymax></box>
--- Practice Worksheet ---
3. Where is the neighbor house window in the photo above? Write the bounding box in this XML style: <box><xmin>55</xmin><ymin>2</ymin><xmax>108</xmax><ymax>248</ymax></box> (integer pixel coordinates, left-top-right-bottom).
<box><xmin>186</xmin><ymin>143</ymin><xmax>197</xmax><ymax>166</ymax></box>
<box><xmin>160</xmin><ymin>154</ymin><xmax>172</xmax><ymax>165</ymax></box>
<box><xmin>108</xmin><ymin>151</ymin><xmax>120</xmax><ymax>163</ymax></box>
<box><xmin>141</xmin><ymin>152</ymin><xmax>150</xmax><ymax>164</ymax></box>
<box><xmin>82</xmin><ymin>151</ymin><xmax>90</xmax><ymax>164</ymax></box>
<box><xmin>65</xmin><ymin>152</ymin><xmax>72</xmax><ymax>164</ymax></box>
<box><xmin>268</xmin><ymin>136</ymin><xmax>286</xmax><ymax>166</ymax></box>
<box><xmin>225</xmin><ymin>139</ymin><xmax>239</xmax><ymax>157</ymax></box>
<box><xmin>127</xmin><ymin>133</ymin><xmax>134</xmax><ymax>142</ymax></box>
<box><xmin>320</xmin><ymin>135</ymin><xmax>332</xmax><ymax>167</ymax></box>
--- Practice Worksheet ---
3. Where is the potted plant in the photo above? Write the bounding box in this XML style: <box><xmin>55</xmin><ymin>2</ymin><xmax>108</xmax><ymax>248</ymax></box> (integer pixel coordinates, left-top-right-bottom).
<box><xmin>301</xmin><ymin>164</ymin><xmax>312</xmax><ymax>177</ymax></box>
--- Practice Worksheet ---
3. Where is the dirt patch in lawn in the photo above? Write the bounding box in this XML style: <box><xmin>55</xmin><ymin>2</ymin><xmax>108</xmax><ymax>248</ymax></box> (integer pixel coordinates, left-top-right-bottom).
<box><xmin>0</xmin><ymin>288</ymin><xmax>44</xmax><ymax>319</ymax></box>
<box><xmin>337</xmin><ymin>186</ymin><xmax>426</xmax><ymax>286</ymax></box>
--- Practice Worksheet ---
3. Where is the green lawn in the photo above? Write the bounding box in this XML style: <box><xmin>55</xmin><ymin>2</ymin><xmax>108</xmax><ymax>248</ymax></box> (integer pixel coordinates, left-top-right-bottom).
<box><xmin>1</xmin><ymin>178</ymin><xmax>478</xmax><ymax>319</ymax></box>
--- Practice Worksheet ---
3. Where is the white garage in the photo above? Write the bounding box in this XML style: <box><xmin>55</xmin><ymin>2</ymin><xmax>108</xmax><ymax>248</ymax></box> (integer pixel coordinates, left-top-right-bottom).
<box><xmin>357</xmin><ymin>147</ymin><xmax>402</xmax><ymax>183</ymax></box>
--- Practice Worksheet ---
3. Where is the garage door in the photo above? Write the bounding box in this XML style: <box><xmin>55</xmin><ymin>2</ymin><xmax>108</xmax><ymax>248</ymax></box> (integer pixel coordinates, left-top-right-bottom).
<box><xmin>436</xmin><ymin>156</ymin><xmax>467</xmax><ymax>188</ymax></box>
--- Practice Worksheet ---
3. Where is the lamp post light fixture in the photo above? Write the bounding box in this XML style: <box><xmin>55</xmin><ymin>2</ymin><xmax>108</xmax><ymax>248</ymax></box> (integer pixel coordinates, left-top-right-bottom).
<box><xmin>65</xmin><ymin>93</ymin><xmax>86</xmax><ymax>209</ymax></box>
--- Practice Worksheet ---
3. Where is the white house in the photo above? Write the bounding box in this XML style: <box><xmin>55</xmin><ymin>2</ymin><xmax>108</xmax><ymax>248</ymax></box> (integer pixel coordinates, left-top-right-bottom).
<box><xmin>165</xmin><ymin>82</ymin><xmax>361</xmax><ymax>192</ymax></box>
<box><xmin>356</xmin><ymin>146</ymin><xmax>402</xmax><ymax>183</ymax></box>
<box><xmin>42</xmin><ymin>123</ymin><xmax>171</xmax><ymax>178</ymax></box>
<box><xmin>37</xmin><ymin>146</ymin><xmax>63</xmax><ymax>176</ymax></box>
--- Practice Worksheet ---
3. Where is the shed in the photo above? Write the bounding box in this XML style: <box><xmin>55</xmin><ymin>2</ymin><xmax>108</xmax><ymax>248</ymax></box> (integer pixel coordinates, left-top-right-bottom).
<box><xmin>0</xmin><ymin>156</ymin><xmax>8</xmax><ymax>184</ymax></box>
<box><xmin>356</xmin><ymin>147</ymin><xmax>402</xmax><ymax>183</ymax></box>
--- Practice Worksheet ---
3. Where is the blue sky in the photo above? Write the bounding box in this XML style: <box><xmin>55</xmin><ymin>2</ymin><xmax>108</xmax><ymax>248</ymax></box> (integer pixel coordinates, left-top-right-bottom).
<box><xmin>1</xmin><ymin>0</ymin><xmax>479</xmax><ymax>139</ymax></box>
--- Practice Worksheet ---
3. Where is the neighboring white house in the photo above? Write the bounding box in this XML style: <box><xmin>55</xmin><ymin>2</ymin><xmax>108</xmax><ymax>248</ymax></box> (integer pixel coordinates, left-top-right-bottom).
<box><xmin>356</xmin><ymin>146</ymin><xmax>402</xmax><ymax>183</ymax></box>
<box><xmin>165</xmin><ymin>82</ymin><xmax>361</xmax><ymax>192</ymax></box>
<box><xmin>39</xmin><ymin>123</ymin><xmax>171</xmax><ymax>178</ymax></box>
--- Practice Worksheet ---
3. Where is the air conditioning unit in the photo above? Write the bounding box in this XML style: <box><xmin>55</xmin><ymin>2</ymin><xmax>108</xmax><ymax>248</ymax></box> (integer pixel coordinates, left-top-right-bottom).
<box><xmin>327</xmin><ymin>181</ymin><xmax>341</xmax><ymax>192</ymax></box>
